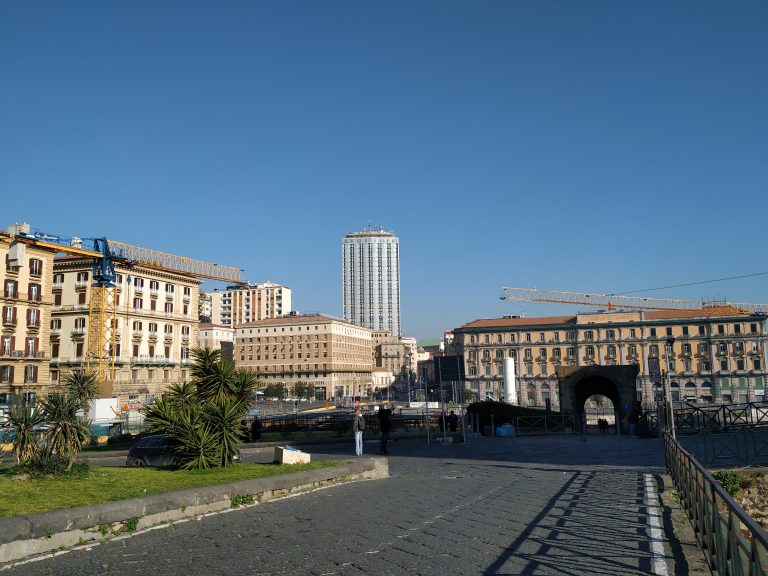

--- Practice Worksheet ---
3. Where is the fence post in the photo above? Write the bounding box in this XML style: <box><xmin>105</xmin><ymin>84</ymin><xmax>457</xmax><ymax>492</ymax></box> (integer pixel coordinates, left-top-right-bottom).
<box><xmin>491</xmin><ymin>414</ymin><xmax>495</xmax><ymax>437</ymax></box>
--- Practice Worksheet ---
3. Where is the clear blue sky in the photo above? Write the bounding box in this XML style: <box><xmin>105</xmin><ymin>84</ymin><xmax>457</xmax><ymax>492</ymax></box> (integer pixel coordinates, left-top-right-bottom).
<box><xmin>2</xmin><ymin>1</ymin><xmax>767</xmax><ymax>341</ymax></box>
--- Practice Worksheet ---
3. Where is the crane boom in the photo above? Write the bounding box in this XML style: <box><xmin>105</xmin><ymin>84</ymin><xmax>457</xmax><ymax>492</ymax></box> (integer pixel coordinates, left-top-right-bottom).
<box><xmin>107</xmin><ymin>240</ymin><xmax>243</xmax><ymax>283</ymax></box>
<box><xmin>501</xmin><ymin>287</ymin><xmax>768</xmax><ymax>314</ymax></box>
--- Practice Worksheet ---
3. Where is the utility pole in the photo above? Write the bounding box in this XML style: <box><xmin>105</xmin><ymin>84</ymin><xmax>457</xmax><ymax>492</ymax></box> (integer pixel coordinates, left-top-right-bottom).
<box><xmin>665</xmin><ymin>337</ymin><xmax>677</xmax><ymax>439</ymax></box>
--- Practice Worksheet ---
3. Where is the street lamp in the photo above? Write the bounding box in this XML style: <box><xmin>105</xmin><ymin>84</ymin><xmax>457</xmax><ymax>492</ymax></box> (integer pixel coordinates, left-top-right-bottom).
<box><xmin>665</xmin><ymin>337</ymin><xmax>677</xmax><ymax>439</ymax></box>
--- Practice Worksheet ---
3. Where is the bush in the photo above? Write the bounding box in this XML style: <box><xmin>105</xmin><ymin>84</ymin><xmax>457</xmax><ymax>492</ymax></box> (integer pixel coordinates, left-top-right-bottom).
<box><xmin>712</xmin><ymin>470</ymin><xmax>742</xmax><ymax>498</ymax></box>
<box><xmin>466</xmin><ymin>401</ymin><xmax>549</xmax><ymax>434</ymax></box>
<box><xmin>12</xmin><ymin>453</ymin><xmax>91</xmax><ymax>479</ymax></box>
<box><xmin>107</xmin><ymin>433</ymin><xmax>136</xmax><ymax>446</ymax></box>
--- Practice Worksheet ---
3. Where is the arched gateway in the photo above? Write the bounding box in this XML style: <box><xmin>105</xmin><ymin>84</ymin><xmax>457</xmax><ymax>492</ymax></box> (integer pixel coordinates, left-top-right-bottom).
<box><xmin>555</xmin><ymin>365</ymin><xmax>640</xmax><ymax>433</ymax></box>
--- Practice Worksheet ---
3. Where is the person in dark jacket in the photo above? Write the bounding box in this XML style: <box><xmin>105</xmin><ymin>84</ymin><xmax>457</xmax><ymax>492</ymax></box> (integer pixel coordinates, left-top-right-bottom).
<box><xmin>352</xmin><ymin>408</ymin><xmax>365</xmax><ymax>456</ymax></box>
<box><xmin>447</xmin><ymin>410</ymin><xmax>459</xmax><ymax>432</ymax></box>
<box><xmin>377</xmin><ymin>404</ymin><xmax>393</xmax><ymax>454</ymax></box>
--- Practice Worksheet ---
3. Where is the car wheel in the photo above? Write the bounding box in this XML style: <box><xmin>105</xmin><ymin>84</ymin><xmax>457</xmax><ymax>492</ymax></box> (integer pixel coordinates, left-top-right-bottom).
<box><xmin>130</xmin><ymin>458</ymin><xmax>146</xmax><ymax>467</ymax></box>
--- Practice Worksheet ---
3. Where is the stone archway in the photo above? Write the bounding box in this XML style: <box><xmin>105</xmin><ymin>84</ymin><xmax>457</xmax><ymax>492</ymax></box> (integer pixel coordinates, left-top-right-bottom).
<box><xmin>556</xmin><ymin>365</ymin><xmax>640</xmax><ymax>433</ymax></box>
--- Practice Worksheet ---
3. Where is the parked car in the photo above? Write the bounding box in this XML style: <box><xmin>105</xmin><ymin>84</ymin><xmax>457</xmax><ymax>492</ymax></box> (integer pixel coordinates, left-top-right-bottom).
<box><xmin>125</xmin><ymin>434</ymin><xmax>178</xmax><ymax>467</ymax></box>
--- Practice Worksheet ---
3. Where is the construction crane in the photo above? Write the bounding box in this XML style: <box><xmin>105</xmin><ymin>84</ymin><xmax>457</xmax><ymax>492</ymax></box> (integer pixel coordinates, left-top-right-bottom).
<box><xmin>500</xmin><ymin>287</ymin><xmax>768</xmax><ymax>314</ymax></box>
<box><xmin>6</xmin><ymin>225</ymin><xmax>243</xmax><ymax>384</ymax></box>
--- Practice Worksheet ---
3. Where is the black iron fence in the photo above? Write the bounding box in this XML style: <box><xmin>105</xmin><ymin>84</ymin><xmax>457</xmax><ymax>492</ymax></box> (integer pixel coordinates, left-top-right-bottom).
<box><xmin>258</xmin><ymin>412</ymin><xmax>442</xmax><ymax>435</ymax></box>
<box><xmin>665</xmin><ymin>432</ymin><xmax>768</xmax><ymax>575</ymax></box>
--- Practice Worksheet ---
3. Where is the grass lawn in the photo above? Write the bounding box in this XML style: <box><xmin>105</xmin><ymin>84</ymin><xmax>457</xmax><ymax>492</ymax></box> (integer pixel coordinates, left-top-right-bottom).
<box><xmin>0</xmin><ymin>461</ymin><xmax>341</xmax><ymax>518</ymax></box>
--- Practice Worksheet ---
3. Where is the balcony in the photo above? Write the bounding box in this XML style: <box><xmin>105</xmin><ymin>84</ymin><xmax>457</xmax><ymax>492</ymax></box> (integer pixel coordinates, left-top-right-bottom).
<box><xmin>182</xmin><ymin>293</ymin><xmax>191</xmax><ymax>302</ymax></box>
<box><xmin>131</xmin><ymin>355</ymin><xmax>175</xmax><ymax>366</ymax></box>
<box><xmin>71</xmin><ymin>328</ymin><xmax>86</xmax><ymax>337</ymax></box>
<box><xmin>2</xmin><ymin>317</ymin><xmax>16</xmax><ymax>327</ymax></box>
<box><xmin>133</xmin><ymin>286</ymin><xmax>144</xmax><ymax>295</ymax></box>
<box><xmin>50</xmin><ymin>328</ymin><xmax>61</xmax><ymax>337</ymax></box>
<box><xmin>52</xmin><ymin>281</ymin><xmax>64</xmax><ymax>291</ymax></box>
<box><xmin>75</xmin><ymin>281</ymin><xmax>89</xmax><ymax>289</ymax></box>
<box><xmin>165</xmin><ymin>292</ymin><xmax>174</xmax><ymax>301</ymax></box>
<box><xmin>149</xmin><ymin>288</ymin><xmax>159</xmax><ymax>298</ymax></box>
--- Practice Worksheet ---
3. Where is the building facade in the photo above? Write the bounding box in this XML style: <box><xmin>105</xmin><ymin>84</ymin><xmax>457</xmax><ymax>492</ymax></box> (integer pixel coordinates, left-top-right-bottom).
<box><xmin>1</xmin><ymin>226</ymin><xmax>58</xmax><ymax>410</ymax></box>
<box><xmin>206</xmin><ymin>282</ymin><xmax>290</xmax><ymax>327</ymax></box>
<box><xmin>454</xmin><ymin>309</ymin><xmax>768</xmax><ymax>409</ymax></box>
<box><xmin>342</xmin><ymin>227</ymin><xmax>401</xmax><ymax>337</ymax></box>
<box><xmin>50</xmin><ymin>258</ymin><xmax>201</xmax><ymax>406</ymax></box>
<box><xmin>199</xmin><ymin>323</ymin><xmax>235</xmax><ymax>361</ymax></box>
<box><xmin>235</xmin><ymin>314</ymin><xmax>372</xmax><ymax>401</ymax></box>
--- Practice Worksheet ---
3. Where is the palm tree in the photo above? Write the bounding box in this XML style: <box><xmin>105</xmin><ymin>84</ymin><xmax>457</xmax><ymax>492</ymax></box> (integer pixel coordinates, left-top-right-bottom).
<box><xmin>64</xmin><ymin>369</ymin><xmax>98</xmax><ymax>420</ymax></box>
<box><xmin>5</xmin><ymin>399</ymin><xmax>44</xmax><ymax>464</ymax></box>
<box><xmin>142</xmin><ymin>347</ymin><xmax>256</xmax><ymax>470</ymax></box>
<box><xmin>38</xmin><ymin>392</ymin><xmax>90</xmax><ymax>470</ymax></box>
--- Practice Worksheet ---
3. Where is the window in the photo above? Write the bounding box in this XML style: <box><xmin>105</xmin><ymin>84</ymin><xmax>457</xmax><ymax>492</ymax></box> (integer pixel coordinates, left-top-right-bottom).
<box><xmin>524</xmin><ymin>349</ymin><xmax>532</xmax><ymax>359</ymax></box>
<box><xmin>134</xmin><ymin>277</ymin><xmax>144</xmax><ymax>288</ymax></box>
<box><xmin>666</xmin><ymin>327</ymin><xmax>673</xmax><ymax>337</ymax></box>
<box><xmin>684</xmin><ymin>359</ymin><xmax>692</xmax><ymax>372</ymax></box>
<box><xmin>27</xmin><ymin>308</ymin><xmax>39</xmax><ymax>328</ymax></box>
<box><xmin>755</xmin><ymin>359</ymin><xmax>762</xmax><ymax>370</ymax></box>
<box><xmin>29</xmin><ymin>258</ymin><xmax>43</xmax><ymax>276</ymax></box>
<box><xmin>164</xmin><ymin>325</ymin><xmax>173</xmax><ymax>334</ymax></box>
<box><xmin>540</xmin><ymin>364</ymin><xmax>547</xmax><ymax>377</ymax></box>
<box><xmin>553</xmin><ymin>332</ymin><xmax>559</xmax><ymax>342</ymax></box>
<box><xmin>682</xmin><ymin>326</ymin><xmax>689</xmax><ymax>336</ymax></box>
<box><xmin>650</xmin><ymin>344</ymin><xmax>659</xmax><ymax>356</ymax></box>
<box><xmin>24</xmin><ymin>365</ymin><xmax>38</xmax><ymax>383</ymax></box>
<box><xmin>3</xmin><ymin>306</ymin><xmax>16</xmax><ymax>324</ymax></box>
<box><xmin>607</xmin><ymin>329</ymin><xmax>615</xmax><ymax>340</ymax></box>
<box><xmin>165</xmin><ymin>284</ymin><xmax>175</xmax><ymax>294</ymax></box>
<box><xmin>717</xmin><ymin>324</ymin><xmax>725</xmax><ymax>335</ymax></box>
<box><xmin>525</xmin><ymin>333</ymin><xmax>531</xmax><ymax>342</ymax></box>
<box><xmin>181</xmin><ymin>326</ymin><xmax>190</xmax><ymax>336</ymax></box>
<box><xmin>133</xmin><ymin>321</ymin><xmax>142</xmax><ymax>330</ymax></box>
<box><xmin>650</xmin><ymin>328</ymin><xmax>657</xmax><ymax>337</ymax></box>
<box><xmin>682</xmin><ymin>343</ymin><xmax>691</xmax><ymax>355</ymax></box>
<box><xmin>165</xmin><ymin>302</ymin><xmax>173</xmax><ymax>314</ymax></box>
<box><xmin>4</xmin><ymin>280</ymin><xmax>18</xmax><ymax>298</ymax></box>
<box><xmin>751</xmin><ymin>323</ymin><xmax>758</xmax><ymax>334</ymax></box>
<box><xmin>720</xmin><ymin>359</ymin><xmax>728</xmax><ymax>371</ymax></box>
<box><xmin>539</xmin><ymin>332</ymin><xmax>545</xmax><ymax>342</ymax></box>
<box><xmin>629</xmin><ymin>344</ymin><xmax>637</xmax><ymax>355</ymax></box>
<box><xmin>607</xmin><ymin>345</ymin><xmax>616</xmax><ymax>358</ymax></box>
<box><xmin>734</xmin><ymin>324</ymin><xmax>741</xmax><ymax>334</ymax></box>
<box><xmin>629</xmin><ymin>328</ymin><xmax>636</xmax><ymax>338</ymax></box>
<box><xmin>539</xmin><ymin>348</ymin><xmax>546</xmax><ymax>359</ymax></box>
<box><xmin>585</xmin><ymin>330</ymin><xmax>594</xmax><ymax>341</ymax></box>
<box><xmin>586</xmin><ymin>346</ymin><xmax>594</xmax><ymax>358</ymax></box>
<box><xmin>567</xmin><ymin>347</ymin><xmax>575</xmax><ymax>358</ymax></box>
<box><xmin>553</xmin><ymin>348</ymin><xmax>561</xmax><ymax>359</ymax></box>
<box><xmin>133</xmin><ymin>297</ymin><xmax>143</xmax><ymax>309</ymax></box>
<box><xmin>699</xmin><ymin>325</ymin><xmax>706</xmax><ymax>335</ymax></box>
<box><xmin>76</xmin><ymin>272</ymin><xmax>89</xmax><ymax>283</ymax></box>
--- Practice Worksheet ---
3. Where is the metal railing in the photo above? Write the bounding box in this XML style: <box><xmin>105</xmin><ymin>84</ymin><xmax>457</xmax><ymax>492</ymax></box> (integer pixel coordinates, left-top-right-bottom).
<box><xmin>514</xmin><ymin>415</ymin><xmax>578</xmax><ymax>435</ymax></box>
<box><xmin>665</xmin><ymin>433</ymin><xmax>768</xmax><ymax>574</ymax></box>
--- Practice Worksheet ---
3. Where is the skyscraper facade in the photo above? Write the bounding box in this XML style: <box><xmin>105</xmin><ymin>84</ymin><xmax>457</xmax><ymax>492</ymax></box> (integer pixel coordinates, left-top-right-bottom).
<box><xmin>342</xmin><ymin>227</ymin><xmax>401</xmax><ymax>337</ymax></box>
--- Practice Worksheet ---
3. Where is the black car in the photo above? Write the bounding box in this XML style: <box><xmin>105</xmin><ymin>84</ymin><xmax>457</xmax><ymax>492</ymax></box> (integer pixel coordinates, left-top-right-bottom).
<box><xmin>125</xmin><ymin>434</ymin><xmax>178</xmax><ymax>467</ymax></box>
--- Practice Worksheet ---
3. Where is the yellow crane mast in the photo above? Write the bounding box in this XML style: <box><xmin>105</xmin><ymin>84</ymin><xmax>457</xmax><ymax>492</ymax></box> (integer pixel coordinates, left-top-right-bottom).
<box><xmin>500</xmin><ymin>287</ymin><xmax>768</xmax><ymax>314</ymax></box>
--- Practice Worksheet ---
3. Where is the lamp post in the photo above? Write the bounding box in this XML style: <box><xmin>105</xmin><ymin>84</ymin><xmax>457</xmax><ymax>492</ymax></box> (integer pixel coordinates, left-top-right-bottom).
<box><xmin>665</xmin><ymin>337</ymin><xmax>677</xmax><ymax>439</ymax></box>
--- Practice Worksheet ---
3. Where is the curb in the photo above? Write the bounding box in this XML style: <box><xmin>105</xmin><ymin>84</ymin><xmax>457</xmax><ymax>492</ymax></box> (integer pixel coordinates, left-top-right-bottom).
<box><xmin>0</xmin><ymin>457</ymin><xmax>388</xmax><ymax>566</ymax></box>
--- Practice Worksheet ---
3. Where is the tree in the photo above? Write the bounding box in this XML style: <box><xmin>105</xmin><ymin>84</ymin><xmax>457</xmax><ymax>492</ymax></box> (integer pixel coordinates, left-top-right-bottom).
<box><xmin>64</xmin><ymin>369</ymin><xmax>98</xmax><ymax>420</ymax></box>
<box><xmin>38</xmin><ymin>392</ymin><xmax>90</xmax><ymax>470</ymax></box>
<box><xmin>264</xmin><ymin>382</ymin><xmax>288</xmax><ymax>401</ymax></box>
<box><xmin>5</xmin><ymin>399</ymin><xmax>44</xmax><ymax>464</ymax></box>
<box><xmin>142</xmin><ymin>347</ymin><xmax>257</xmax><ymax>470</ymax></box>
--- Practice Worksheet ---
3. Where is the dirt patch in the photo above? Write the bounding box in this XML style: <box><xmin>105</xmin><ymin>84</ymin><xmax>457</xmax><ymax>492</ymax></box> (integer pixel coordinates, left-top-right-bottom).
<box><xmin>734</xmin><ymin>471</ymin><xmax>768</xmax><ymax>531</ymax></box>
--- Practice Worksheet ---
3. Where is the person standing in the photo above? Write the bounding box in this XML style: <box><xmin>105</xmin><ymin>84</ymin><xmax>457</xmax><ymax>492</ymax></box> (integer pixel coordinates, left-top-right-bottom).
<box><xmin>377</xmin><ymin>403</ymin><xmax>393</xmax><ymax>454</ymax></box>
<box><xmin>447</xmin><ymin>410</ymin><xmax>459</xmax><ymax>433</ymax></box>
<box><xmin>353</xmin><ymin>408</ymin><xmax>365</xmax><ymax>455</ymax></box>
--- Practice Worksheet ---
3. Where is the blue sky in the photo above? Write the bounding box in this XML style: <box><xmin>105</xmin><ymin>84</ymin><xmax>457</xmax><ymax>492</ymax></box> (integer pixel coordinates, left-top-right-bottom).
<box><xmin>2</xmin><ymin>1</ymin><xmax>767</xmax><ymax>341</ymax></box>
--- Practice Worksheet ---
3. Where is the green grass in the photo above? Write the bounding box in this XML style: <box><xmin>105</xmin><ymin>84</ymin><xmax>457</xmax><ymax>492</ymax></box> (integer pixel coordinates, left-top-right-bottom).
<box><xmin>0</xmin><ymin>461</ymin><xmax>341</xmax><ymax>518</ymax></box>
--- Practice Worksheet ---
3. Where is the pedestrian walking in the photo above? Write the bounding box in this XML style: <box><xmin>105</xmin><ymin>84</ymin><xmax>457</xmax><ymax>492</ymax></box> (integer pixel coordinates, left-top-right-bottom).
<box><xmin>353</xmin><ymin>407</ymin><xmax>365</xmax><ymax>456</ymax></box>
<box><xmin>377</xmin><ymin>403</ymin><xmax>392</xmax><ymax>454</ymax></box>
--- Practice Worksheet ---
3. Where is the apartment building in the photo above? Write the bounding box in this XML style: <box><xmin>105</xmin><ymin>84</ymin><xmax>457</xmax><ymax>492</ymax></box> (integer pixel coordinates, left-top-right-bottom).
<box><xmin>454</xmin><ymin>309</ymin><xmax>768</xmax><ymax>409</ymax></box>
<box><xmin>206</xmin><ymin>282</ymin><xmax>290</xmax><ymax>327</ymax></box>
<box><xmin>51</xmin><ymin>257</ymin><xmax>200</xmax><ymax>406</ymax></box>
<box><xmin>0</xmin><ymin>227</ymin><xmax>58</xmax><ymax>409</ymax></box>
<box><xmin>342</xmin><ymin>227</ymin><xmax>401</xmax><ymax>336</ymax></box>
<box><xmin>235</xmin><ymin>314</ymin><xmax>372</xmax><ymax>401</ymax></box>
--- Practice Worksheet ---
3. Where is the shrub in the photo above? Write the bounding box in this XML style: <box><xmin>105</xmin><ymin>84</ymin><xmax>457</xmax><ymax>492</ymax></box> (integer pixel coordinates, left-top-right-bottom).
<box><xmin>107</xmin><ymin>433</ymin><xmax>136</xmax><ymax>446</ymax></box>
<box><xmin>712</xmin><ymin>470</ymin><xmax>742</xmax><ymax>498</ymax></box>
<box><xmin>11</xmin><ymin>453</ymin><xmax>89</xmax><ymax>478</ymax></box>
<box><xmin>466</xmin><ymin>401</ymin><xmax>550</xmax><ymax>434</ymax></box>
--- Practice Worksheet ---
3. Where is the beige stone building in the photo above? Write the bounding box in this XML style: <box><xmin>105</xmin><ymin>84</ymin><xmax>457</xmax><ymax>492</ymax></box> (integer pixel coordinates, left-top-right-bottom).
<box><xmin>1</xmin><ymin>227</ymin><xmax>59</xmax><ymax>409</ymax></box>
<box><xmin>235</xmin><ymin>314</ymin><xmax>372</xmax><ymax>401</ymax></box>
<box><xmin>454</xmin><ymin>309</ymin><xmax>768</xmax><ymax>409</ymax></box>
<box><xmin>51</xmin><ymin>258</ymin><xmax>201</xmax><ymax>407</ymax></box>
<box><xmin>199</xmin><ymin>323</ymin><xmax>235</xmax><ymax>361</ymax></box>
<box><xmin>207</xmin><ymin>282</ymin><xmax>290</xmax><ymax>327</ymax></box>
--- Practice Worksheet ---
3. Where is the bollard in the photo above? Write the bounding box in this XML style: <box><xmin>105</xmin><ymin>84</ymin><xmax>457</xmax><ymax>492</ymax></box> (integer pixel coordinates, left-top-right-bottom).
<box><xmin>491</xmin><ymin>414</ymin><xmax>495</xmax><ymax>437</ymax></box>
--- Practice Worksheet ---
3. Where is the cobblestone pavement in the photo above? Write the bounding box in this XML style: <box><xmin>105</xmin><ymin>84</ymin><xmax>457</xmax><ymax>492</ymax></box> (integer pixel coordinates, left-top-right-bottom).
<box><xmin>8</xmin><ymin>434</ymin><xmax>672</xmax><ymax>575</ymax></box>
